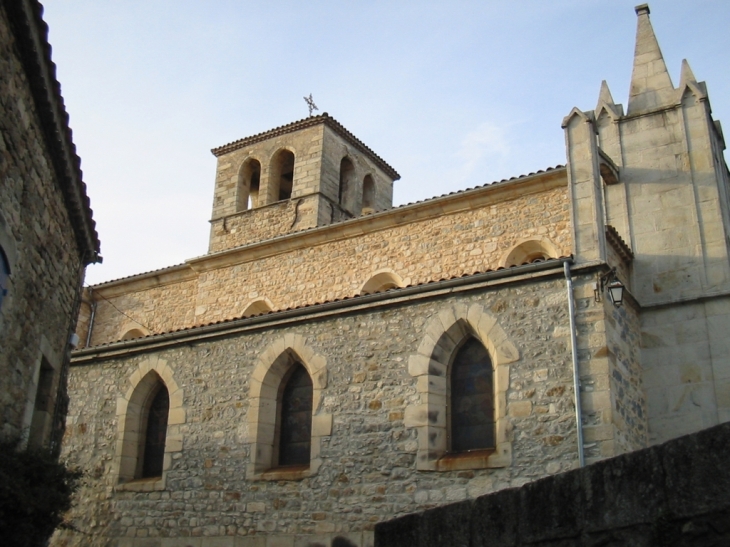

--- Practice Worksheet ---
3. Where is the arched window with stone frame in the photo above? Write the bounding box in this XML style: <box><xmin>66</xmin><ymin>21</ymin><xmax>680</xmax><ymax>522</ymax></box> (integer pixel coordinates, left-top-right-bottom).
<box><xmin>114</xmin><ymin>361</ymin><xmax>185</xmax><ymax>491</ymax></box>
<box><xmin>269</xmin><ymin>149</ymin><xmax>295</xmax><ymax>203</ymax></box>
<box><xmin>339</xmin><ymin>156</ymin><xmax>356</xmax><ymax>213</ymax></box>
<box><xmin>449</xmin><ymin>337</ymin><xmax>495</xmax><ymax>453</ymax></box>
<box><xmin>247</xmin><ymin>335</ymin><xmax>332</xmax><ymax>481</ymax></box>
<box><xmin>237</xmin><ymin>157</ymin><xmax>261</xmax><ymax>211</ymax></box>
<box><xmin>276</xmin><ymin>362</ymin><xmax>313</xmax><ymax>467</ymax></box>
<box><xmin>362</xmin><ymin>174</ymin><xmax>376</xmax><ymax>214</ymax></box>
<box><xmin>405</xmin><ymin>304</ymin><xmax>517</xmax><ymax>471</ymax></box>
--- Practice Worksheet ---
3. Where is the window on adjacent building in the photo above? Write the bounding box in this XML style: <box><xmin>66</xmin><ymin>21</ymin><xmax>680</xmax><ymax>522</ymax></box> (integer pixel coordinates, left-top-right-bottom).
<box><xmin>450</xmin><ymin>337</ymin><xmax>495</xmax><ymax>452</ymax></box>
<box><xmin>28</xmin><ymin>357</ymin><xmax>57</xmax><ymax>448</ymax></box>
<box><xmin>0</xmin><ymin>247</ymin><xmax>9</xmax><ymax>310</ymax></box>
<box><xmin>142</xmin><ymin>384</ymin><xmax>169</xmax><ymax>478</ymax></box>
<box><xmin>277</xmin><ymin>363</ymin><xmax>312</xmax><ymax>467</ymax></box>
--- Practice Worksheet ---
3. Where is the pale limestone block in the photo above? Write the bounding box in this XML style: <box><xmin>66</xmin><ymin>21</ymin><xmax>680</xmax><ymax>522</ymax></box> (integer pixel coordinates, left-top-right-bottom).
<box><xmin>496</xmin><ymin>365</ymin><xmax>510</xmax><ymax>393</ymax></box>
<box><xmin>246</xmin><ymin>502</ymin><xmax>266</xmax><ymax>513</ymax></box>
<box><xmin>476</xmin><ymin>313</ymin><xmax>498</xmax><ymax>341</ymax></box>
<box><xmin>166</xmin><ymin>435</ymin><xmax>183</xmax><ymax>453</ymax></box>
<box><xmin>495</xmin><ymin>340</ymin><xmax>519</xmax><ymax>365</ymax></box>
<box><xmin>509</xmin><ymin>400</ymin><xmax>532</xmax><ymax>417</ymax></box>
<box><xmin>467</xmin><ymin>304</ymin><xmax>486</xmax><ymax>330</ymax></box>
<box><xmin>404</xmin><ymin>404</ymin><xmax>428</xmax><ymax>427</ymax></box>
<box><xmin>116</xmin><ymin>397</ymin><xmax>129</xmax><ymax>416</ymax></box>
<box><xmin>416</xmin><ymin>374</ymin><xmax>446</xmax><ymax>395</ymax></box>
<box><xmin>311</xmin><ymin>413</ymin><xmax>332</xmax><ymax>437</ymax></box>
<box><xmin>310</xmin><ymin>368</ymin><xmax>327</xmax><ymax>390</ymax></box>
<box><xmin>128</xmin><ymin>369</ymin><xmax>142</xmax><ymax>389</ymax></box>
<box><xmin>407</xmin><ymin>354</ymin><xmax>431</xmax><ymax>377</ymax></box>
<box><xmin>169</xmin><ymin>388</ymin><xmax>184</xmax><ymax>409</ymax></box>
<box><xmin>416</xmin><ymin>332</ymin><xmax>439</xmax><ymax>358</ymax></box>
<box><xmin>583</xmin><ymin>424</ymin><xmax>614</xmax><ymax>442</ymax></box>
<box><xmin>582</xmin><ymin>390</ymin><xmax>611</xmax><ymax>413</ymax></box>
<box><xmin>308</xmin><ymin>354</ymin><xmax>326</xmax><ymax>374</ymax></box>
<box><xmin>167</xmin><ymin>408</ymin><xmax>186</xmax><ymax>425</ymax></box>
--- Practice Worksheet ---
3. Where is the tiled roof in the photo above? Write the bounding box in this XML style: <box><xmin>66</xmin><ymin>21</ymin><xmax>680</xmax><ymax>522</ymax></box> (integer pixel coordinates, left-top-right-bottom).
<box><xmin>8</xmin><ymin>1</ymin><xmax>101</xmax><ymax>262</ymax></box>
<box><xmin>84</xmin><ymin>256</ymin><xmax>571</xmax><ymax>350</ymax></box>
<box><xmin>210</xmin><ymin>113</ymin><xmax>400</xmax><ymax>180</ymax></box>
<box><xmin>89</xmin><ymin>164</ymin><xmax>566</xmax><ymax>287</ymax></box>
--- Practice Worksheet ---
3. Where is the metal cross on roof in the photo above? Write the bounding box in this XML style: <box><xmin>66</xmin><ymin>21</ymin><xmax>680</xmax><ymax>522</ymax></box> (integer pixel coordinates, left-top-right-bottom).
<box><xmin>303</xmin><ymin>93</ymin><xmax>319</xmax><ymax>117</ymax></box>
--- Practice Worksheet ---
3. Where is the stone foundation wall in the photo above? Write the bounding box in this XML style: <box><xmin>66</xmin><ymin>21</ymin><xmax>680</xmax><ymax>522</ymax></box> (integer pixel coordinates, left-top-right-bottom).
<box><xmin>374</xmin><ymin>421</ymin><xmax>730</xmax><ymax>547</ymax></box>
<box><xmin>56</xmin><ymin>274</ymin><xmax>602</xmax><ymax>547</ymax></box>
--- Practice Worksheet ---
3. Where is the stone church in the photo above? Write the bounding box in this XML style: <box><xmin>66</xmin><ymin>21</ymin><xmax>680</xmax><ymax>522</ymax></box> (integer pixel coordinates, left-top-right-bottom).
<box><xmin>55</xmin><ymin>5</ymin><xmax>730</xmax><ymax>547</ymax></box>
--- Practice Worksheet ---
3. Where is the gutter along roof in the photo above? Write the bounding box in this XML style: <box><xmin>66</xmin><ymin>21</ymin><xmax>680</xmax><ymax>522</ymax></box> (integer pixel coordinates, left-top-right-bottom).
<box><xmin>72</xmin><ymin>256</ymin><xmax>574</xmax><ymax>361</ymax></box>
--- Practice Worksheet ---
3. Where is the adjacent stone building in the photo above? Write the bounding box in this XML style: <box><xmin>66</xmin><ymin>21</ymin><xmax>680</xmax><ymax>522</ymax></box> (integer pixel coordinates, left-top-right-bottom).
<box><xmin>55</xmin><ymin>5</ymin><xmax>730</xmax><ymax>547</ymax></box>
<box><xmin>0</xmin><ymin>0</ymin><xmax>100</xmax><ymax>451</ymax></box>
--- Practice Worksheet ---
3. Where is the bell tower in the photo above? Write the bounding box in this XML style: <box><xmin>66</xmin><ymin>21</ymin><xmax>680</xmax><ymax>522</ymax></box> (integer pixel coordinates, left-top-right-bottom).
<box><xmin>207</xmin><ymin>114</ymin><xmax>400</xmax><ymax>254</ymax></box>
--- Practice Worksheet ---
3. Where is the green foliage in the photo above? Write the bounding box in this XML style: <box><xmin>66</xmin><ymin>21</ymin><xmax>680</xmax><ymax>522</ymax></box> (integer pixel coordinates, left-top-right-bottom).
<box><xmin>0</xmin><ymin>439</ymin><xmax>81</xmax><ymax>547</ymax></box>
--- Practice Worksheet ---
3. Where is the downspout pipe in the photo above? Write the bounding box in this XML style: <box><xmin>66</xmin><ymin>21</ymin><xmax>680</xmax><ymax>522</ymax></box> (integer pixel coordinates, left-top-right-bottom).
<box><xmin>84</xmin><ymin>287</ymin><xmax>97</xmax><ymax>349</ymax></box>
<box><xmin>564</xmin><ymin>260</ymin><xmax>585</xmax><ymax>468</ymax></box>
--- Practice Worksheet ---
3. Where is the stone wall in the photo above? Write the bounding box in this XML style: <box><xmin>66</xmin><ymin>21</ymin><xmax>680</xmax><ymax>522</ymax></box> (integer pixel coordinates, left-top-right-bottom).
<box><xmin>640</xmin><ymin>295</ymin><xmax>730</xmax><ymax>444</ymax></box>
<box><xmin>56</xmin><ymin>272</ymin><xmax>605</xmax><ymax>547</ymax></box>
<box><xmin>0</xmin><ymin>2</ymin><xmax>85</xmax><ymax>445</ymax></box>
<box><xmin>374</xmin><ymin>421</ymin><xmax>730</xmax><ymax>547</ymax></box>
<box><xmin>79</xmin><ymin>175</ymin><xmax>571</xmax><ymax>347</ymax></box>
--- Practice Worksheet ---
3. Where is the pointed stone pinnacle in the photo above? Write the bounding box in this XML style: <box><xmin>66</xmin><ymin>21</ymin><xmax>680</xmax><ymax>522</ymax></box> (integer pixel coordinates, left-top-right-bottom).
<box><xmin>679</xmin><ymin>59</ymin><xmax>697</xmax><ymax>86</ymax></box>
<box><xmin>627</xmin><ymin>4</ymin><xmax>674</xmax><ymax>115</ymax></box>
<box><xmin>598</xmin><ymin>81</ymin><xmax>615</xmax><ymax>106</ymax></box>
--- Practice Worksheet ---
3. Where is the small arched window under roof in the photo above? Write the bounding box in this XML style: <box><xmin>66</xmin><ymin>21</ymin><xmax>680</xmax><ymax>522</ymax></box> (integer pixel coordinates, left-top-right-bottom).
<box><xmin>360</xmin><ymin>271</ymin><xmax>404</xmax><ymax>295</ymax></box>
<box><xmin>502</xmin><ymin>239</ymin><xmax>558</xmax><ymax>268</ymax></box>
<box><xmin>122</xmin><ymin>328</ymin><xmax>147</xmax><ymax>341</ymax></box>
<box><xmin>242</xmin><ymin>299</ymin><xmax>273</xmax><ymax>318</ymax></box>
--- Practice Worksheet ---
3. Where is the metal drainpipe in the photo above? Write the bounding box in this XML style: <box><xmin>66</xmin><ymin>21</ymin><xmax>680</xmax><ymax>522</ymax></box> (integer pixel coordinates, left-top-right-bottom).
<box><xmin>564</xmin><ymin>261</ymin><xmax>585</xmax><ymax>467</ymax></box>
<box><xmin>84</xmin><ymin>287</ymin><xmax>97</xmax><ymax>349</ymax></box>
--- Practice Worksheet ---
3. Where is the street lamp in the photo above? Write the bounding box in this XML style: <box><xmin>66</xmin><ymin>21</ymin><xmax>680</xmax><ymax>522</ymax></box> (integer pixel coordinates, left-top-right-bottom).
<box><xmin>594</xmin><ymin>269</ymin><xmax>625</xmax><ymax>307</ymax></box>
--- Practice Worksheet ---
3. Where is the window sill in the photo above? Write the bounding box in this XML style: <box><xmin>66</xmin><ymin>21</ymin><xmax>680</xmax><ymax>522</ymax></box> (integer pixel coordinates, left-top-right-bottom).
<box><xmin>436</xmin><ymin>449</ymin><xmax>500</xmax><ymax>471</ymax></box>
<box><xmin>257</xmin><ymin>464</ymin><xmax>310</xmax><ymax>481</ymax></box>
<box><xmin>115</xmin><ymin>476</ymin><xmax>165</xmax><ymax>492</ymax></box>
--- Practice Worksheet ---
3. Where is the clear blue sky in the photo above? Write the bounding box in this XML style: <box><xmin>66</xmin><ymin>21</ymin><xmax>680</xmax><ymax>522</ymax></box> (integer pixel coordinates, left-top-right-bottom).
<box><xmin>42</xmin><ymin>1</ymin><xmax>730</xmax><ymax>285</ymax></box>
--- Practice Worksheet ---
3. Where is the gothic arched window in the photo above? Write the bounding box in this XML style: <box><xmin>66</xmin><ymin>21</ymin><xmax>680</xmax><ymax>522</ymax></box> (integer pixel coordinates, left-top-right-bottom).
<box><xmin>278</xmin><ymin>363</ymin><xmax>313</xmax><ymax>466</ymax></box>
<box><xmin>142</xmin><ymin>384</ymin><xmax>169</xmax><ymax>478</ymax></box>
<box><xmin>450</xmin><ymin>337</ymin><xmax>495</xmax><ymax>452</ymax></box>
<box><xmin>0</xmin><ymin>247</ymin><xmax>9</xmax><ymax>310</ymax></box>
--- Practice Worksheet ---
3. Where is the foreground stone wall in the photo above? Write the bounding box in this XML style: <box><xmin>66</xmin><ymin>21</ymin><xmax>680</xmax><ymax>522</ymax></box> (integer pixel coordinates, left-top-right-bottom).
<box><xmin>0</xmin><ymin>3</ymin><xmax>84</xmax><ymax>444</ymax></box>
<box><xmin>375</xmin><ymin>421</ymin><xmax>730</xmax><ymax>547</ymax></box>
<box><xmin>56</xmin><ymin>273</ymin><xmax>599</xmax><ymax>547</ymax></box>
<box><xmin>79</xmin><ymin>175</ymin><xmax>571</xmax><ymax>347</ymax></box>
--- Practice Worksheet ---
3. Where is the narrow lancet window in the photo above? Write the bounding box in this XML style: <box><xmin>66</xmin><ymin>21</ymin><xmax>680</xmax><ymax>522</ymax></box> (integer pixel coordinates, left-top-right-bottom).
<box><xmin>339</xmin><ymin>157</ymin><xmax>355</xmax><ymax>211</ymax></box>
<box><xmin>450</xmin><ymin>338</ymin><xmax>494</xmax><ymax>452</ymax></box>
<box><xmin>238</xmin><ymin>159</ymin><xmax>261</xmax><ymax>210</ymax></box>
<box><xmin>278</xmin><ymin>364</ymin><xmax>312</xmax><ymax>466</ymax></box>
<box><xmin>270</xmin><ymin>150</ymin><xmax>295</xmax><ymax>202</ymax></box>
<box><xmin>362</xmin><ymin>174</ymin><xmax>375</xmax><ymax>213</ymax></box>
<box><xmin>142</xmin><ymin>384</ymin><xmax>169</xmax><ymax>478</ymax></box>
